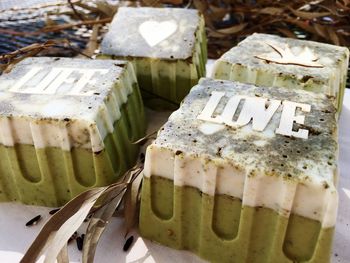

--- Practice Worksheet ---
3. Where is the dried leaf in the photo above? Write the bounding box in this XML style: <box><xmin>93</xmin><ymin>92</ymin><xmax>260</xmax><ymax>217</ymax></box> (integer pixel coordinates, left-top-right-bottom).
<box><xmin>45</xmin><ymin>15</ymin><xmax>57</xmax><ymax>27</ymax></box>
<box><xmin>68</xmin><ymin>0</ymin><xmax>86</xmax><ymax>21</ymax></box>
<box><xmin>41</xmin><ymin>18</ymin><xmax>111</xmax><ymax>34</ymax></box>
<box><xmin>276</xmin><ymin>28</ymin><xmax>297</xmax><ymax>38</ymax></box>
<box><xmin>1</xmin><ymin>0</ymin><xmax>348</xmax><ymax>59</ymax></box>
<box><xmin>216</xmin><ymin>23</ymin><xmax>247</xmax><ymax>34</ymax></box>
<box><xmin>329</xmin><ymin>28</ymin><xmax>340</xmax><ymax>45</ymax></box>
<box><xmin>83</xmin><ymin>23</ymin><xmax>100</xmax><ymax>57</ymax></box>
<box><xmin>0</xmin><ymin>39</ymin><xmax>91</xmax><ymax>74</ymax></box>
<box><xmin>289</xmin><ymin>8</ymin><xmax>331</xmax><ymax>19</ymax></box>
<box><xmin>259</xmin><ymin>7</ymin><xmax>284</xmax><ymax>15</ymax></box>
<box><xmin>193</xmin><ymin>0</ymin><xmax>208</xmax><ymax>12</ymax></box>
<box><xmin>124</xmin><ymin>168</ymin><xmax>143</xmax><ymax>236</ymax></box>
<box><xmin>21</xmin><ymin>187</ymin><xmax>106</xmax><ymax>263</ymax></box>
<box><xmin>162</xmin><ymin>0</ymin><xmax>183</xmax><ymax>4</ymax></box>
<box><xmin>82</xmin><ymin>185</ymin><xmax>128</xmax><ymax>263</ymax></box>
<box><xmin>21</xmin><ymin>161</ymin><xmax>144</xmax><ymax>263</ymax></box>
<box><xmin>94</xmin><ymin>0</ymin><xmax>118</xmax><ymax>17</ymax></box>
<box><xmin>57</xmin><ymin>244</ymin><xmax>69</xmax><ymax>263</ymax></box>
<box><xmin>285</xmin><ymin>19</ymin><xmax>317</xmax><ymax>35</ymax></box>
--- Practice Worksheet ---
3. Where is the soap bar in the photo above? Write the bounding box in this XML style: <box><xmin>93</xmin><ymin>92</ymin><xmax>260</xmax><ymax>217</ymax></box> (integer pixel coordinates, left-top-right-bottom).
<box><xmin>100</xmin><ymin>7</ymin><xmax>207</xmax><ymax>109</ymax></box>
<box><xmin>139</xmin><ymin>78</ymin><xmax>338</xmax><ymax>263</ymax></box>
<box><xmin>212</xmin><ymin>33</ymin><xmax>349</xmax><ymax>113</ymax></box>
<box><xmin>0</xmin><ymin>57</ymin><xmax>145</xmax><ymax>206</ymax></box>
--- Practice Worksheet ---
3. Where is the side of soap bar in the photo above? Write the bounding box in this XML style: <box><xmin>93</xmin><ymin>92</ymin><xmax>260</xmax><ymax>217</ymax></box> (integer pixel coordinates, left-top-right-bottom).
<box><xmin>0</xmin><ymin>57</ymin><xmax>145</xmax><ymax>206</ymax></box>
<box><xmin>139</xmin><ymin>78</ymin><xmax>338</xmax><ymax>263</ymax></box>
<box><xmin>212</xmin><ymin>33</ymin><xmax>349</xmax><ymax>113</ymax></box>
<box><xmin>100</xmin><ymin>7</ymin><xmax>207</xmax><ymax>109</ymax></box>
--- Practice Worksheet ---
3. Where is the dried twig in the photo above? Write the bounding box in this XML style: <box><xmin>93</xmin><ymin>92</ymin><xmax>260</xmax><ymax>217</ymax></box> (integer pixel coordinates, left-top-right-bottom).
<box><xmin>1</xmin><ymin>0</ymin><xmax>348</xmax><ymax>59</ymax></box>
<box><xmin>0</xmin><ymin>39</ymin><xmax>91</xmax><ymax>73</ymax></box>
<box><xmin>0</xmin><ymin>18</ymin><xmax>111</xmax><ymax>37</ymax></box>
<box><xmin>68</xmin><ymin>0</ymin><xmax>86</xmax><ymax>21</ymax></box>
<box><xmin>132</xmin><ymin>130</ymin><xmax>158</xmax><ymax>145</ymax></box>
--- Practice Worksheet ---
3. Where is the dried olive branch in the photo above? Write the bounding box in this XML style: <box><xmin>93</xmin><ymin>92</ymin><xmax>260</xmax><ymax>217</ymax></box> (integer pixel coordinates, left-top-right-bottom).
<box><xmin>0</xmin><ymin>41</ymin><xmax>57</xmax><ymax>73</ymax></box>
<box><xmin>132</xmin><ymin>130</ymin><xmax>158</xmax><ymax>145</ymax></box>
<box><xmin>68</xmin><ymin>0</ymin><xmax>86</xmax><ymax>21</ymax></box>
<box><xmin>21</xmin><ymin>157</ymin><xmax>145</xmax><ymax>263</ymax></box>
<box><xmin>0</xmin><ymin>39</ymin><xmax>92</xmax><ymax>73</ymax></box>
<box><xmin>0</xmin><ymin>1</ymin><xmax>70</xmax><ymax>13</ymax></box>
<box><xmin>88</xmin><ymin>164</ymin><xmax>144</xmax><ymax>216</ymax></box>
<box><xmin>1</xmin><ymin>0</ymin><xmax>348</xmax><ymax>59</ymax></box>
<box><xmin>140</xmin><ymin>87</ymin><xmax>181</xmax><ymax>107</ymax></box>
<box><xmin>0</xmin><ymin>17</ymin><xmax>111</xmax><ymax>37</ymax></box>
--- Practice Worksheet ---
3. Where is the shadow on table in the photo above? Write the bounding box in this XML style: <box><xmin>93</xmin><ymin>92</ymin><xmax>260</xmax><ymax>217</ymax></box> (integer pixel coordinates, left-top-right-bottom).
<box><xmin>128</xmin><ymin>237</ymin><xmax>205</xmax><ymax>263</ymax></box>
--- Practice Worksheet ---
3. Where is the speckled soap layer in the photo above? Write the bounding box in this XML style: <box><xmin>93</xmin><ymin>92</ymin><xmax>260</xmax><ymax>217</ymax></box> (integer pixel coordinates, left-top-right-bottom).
<box><xmin>0</xmin><ymin>57</ymin><xmax>145</xmax><ymax>206</ymax></box>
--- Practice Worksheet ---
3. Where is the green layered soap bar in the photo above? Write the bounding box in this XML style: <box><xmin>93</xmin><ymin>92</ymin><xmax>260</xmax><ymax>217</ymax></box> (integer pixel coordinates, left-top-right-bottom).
<box><xmin>212</xmin><ymin>33</ymin><xmax>349</xmax><ymax>113</ymax></box>
<box><xmin>140</xmin><ymin>78</ymin><xmax>338</xmax><ymax>263</ymax></box>
<box><xmin>100</xmin><ymin>7</ymin><xmax>207</xmax><ymax>109</ymax></box>
<box><xmin>0</xmin><ymin>57</ymin><xmax>145</xmax><ymax>206</ymax></box>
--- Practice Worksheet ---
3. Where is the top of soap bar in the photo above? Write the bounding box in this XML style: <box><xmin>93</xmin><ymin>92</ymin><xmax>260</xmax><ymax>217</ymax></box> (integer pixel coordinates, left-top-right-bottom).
<box><xmin>100</xmin><ymin>7</ymin><xmax>201</xmax><ymax>60</ymax></box>
<box><xmin>154</xmin><ymin>78</ymin><xmax>337</xmax><ymax>186</ymax></box>
<box><xmin>0</xmin><ymin>57</ymin><xmax>129</xmax><ymax>120</ymax></box>
<box><xmin>216</xmin><ymin>33</ymin><xmax>349</xmax><ymax>79</ymax></box>
<box><xmin>0</xmin><ymin>57</ymin><xmax>136</xmax><ymax>151</ymax></box>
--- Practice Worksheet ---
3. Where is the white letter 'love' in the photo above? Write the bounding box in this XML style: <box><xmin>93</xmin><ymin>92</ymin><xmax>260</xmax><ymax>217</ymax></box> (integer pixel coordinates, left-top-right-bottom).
<box><xmin>197</xmin><ymin>91</ymin><xmax>311</xmax><ymax>139</ymax></box>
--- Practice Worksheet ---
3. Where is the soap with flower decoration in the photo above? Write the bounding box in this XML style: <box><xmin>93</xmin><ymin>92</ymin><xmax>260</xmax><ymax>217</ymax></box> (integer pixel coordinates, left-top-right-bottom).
<box><xmin>212</xmin><ymin>33</ymin><xmax>349</xmax><ymax>113</ymax></box>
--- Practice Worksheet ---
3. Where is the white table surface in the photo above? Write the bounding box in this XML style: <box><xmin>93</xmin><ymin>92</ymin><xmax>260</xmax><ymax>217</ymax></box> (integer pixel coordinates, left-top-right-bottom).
<box><xmin>0</xmin><ymin>62</ymin><xmax>349</xmax><ymax>263</ymax></box>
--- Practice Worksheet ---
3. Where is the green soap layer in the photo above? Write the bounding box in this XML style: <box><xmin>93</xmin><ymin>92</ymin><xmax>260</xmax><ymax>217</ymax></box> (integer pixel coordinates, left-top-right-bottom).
<box><xmin>99</xmin><ymin>17</ymin><xmax>207</xmax><ymax>110</ymax></box>
<box><xmin>0</xmin><ymin>87</ymin><xmax>145</xmax><ymax>207</ymax></box>
<box><xmin>139</xmin><ymin>176</ymin><xmax>334</xmax><ymax>263</ymax></box>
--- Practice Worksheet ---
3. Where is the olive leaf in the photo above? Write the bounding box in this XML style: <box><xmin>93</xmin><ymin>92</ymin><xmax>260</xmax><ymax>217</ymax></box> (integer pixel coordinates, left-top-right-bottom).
<box><xmin>20</xmin><ymin>126</ymin><xmax>157</xmax><ymax>263</ymax></box>
<box><xmin>82</xmin><ymin>186</ymin><xmax>127</xmax><ymax>263</ymax></box>
<box><xmin>255</xmin><ymin>43</ymin><xmax>324</xmax><ymax>68</ymax></box>
<box><xmin>82</xmin><ymin>164</ymin><xmax>143</xmax><ymax>263</ymax></box>
<box><xmin>21</xmin><ymin>186</ymin><xmax>106</xmax><ymax>263</ymax></box>
<box><xmin>21</xmin><ymin>163</ymin><xmax>144</xmax><ymax>263</ymax></box>
<box><xmin>124</xmin><ymin>168</ymin><xmax>144</xmax><ymax>237</ymax></box>
<box><xmin>57</xmin><ymin>244</ymin><xmax>69</xmax><ymax>263</ymax></box>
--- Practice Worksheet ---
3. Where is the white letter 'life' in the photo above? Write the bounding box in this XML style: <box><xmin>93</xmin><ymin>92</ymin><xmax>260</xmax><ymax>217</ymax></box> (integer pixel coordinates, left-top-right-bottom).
<box><xmin>9</xmin><ymin>67</ymin><xmax>109</xmax><ymax>95</ymax></box>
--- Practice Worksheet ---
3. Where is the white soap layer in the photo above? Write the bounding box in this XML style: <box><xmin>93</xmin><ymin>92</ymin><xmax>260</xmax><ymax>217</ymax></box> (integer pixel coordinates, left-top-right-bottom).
<box><xmin>144</xmin><ymin>144</ymin><xmax>338</xmax><ymax>228</ymax></box>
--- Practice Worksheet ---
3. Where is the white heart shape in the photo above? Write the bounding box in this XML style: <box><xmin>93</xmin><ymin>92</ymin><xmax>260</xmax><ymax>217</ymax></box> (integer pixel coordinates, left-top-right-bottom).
<box><xmin>139</xmin><ymin>20</ymin><xmax>177</xmax><ymax>47</ymax></box>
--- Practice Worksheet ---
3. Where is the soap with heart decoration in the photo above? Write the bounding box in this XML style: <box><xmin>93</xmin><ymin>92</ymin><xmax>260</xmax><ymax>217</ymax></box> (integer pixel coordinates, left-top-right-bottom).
<box><xmin>138</xmin><ymin>20</ymin><xmax>178</xmax><ymax>47</ymax></box>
